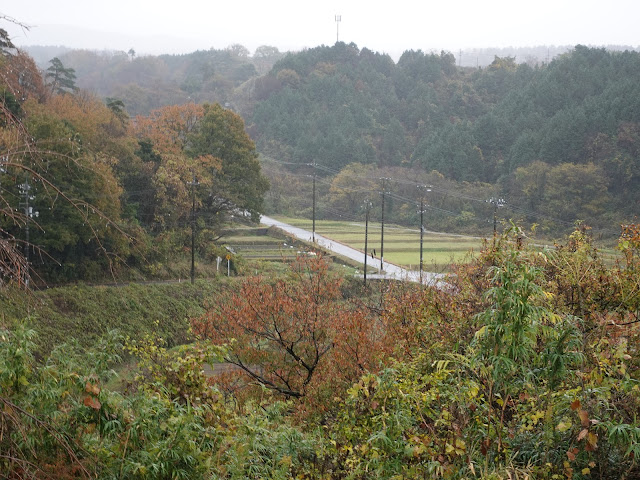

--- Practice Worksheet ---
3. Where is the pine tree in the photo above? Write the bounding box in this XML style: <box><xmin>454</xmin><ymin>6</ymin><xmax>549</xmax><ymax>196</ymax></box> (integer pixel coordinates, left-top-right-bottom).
<box><xmin>45</xmin><ymin>57</ymin><xmax>78</xmax><ymax>94</ymax></box>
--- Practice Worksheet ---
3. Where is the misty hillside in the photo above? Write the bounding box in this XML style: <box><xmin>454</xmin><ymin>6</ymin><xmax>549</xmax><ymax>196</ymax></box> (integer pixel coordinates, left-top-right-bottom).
<box><xmin>29</xmin><ymin>42</ymin><xmax>640</xmax><ymax>236</ymax></box>
<box><xmin>33</xmin><ymin>45</ymin><xmax>285</xmax><ymax>116</ymax></box>
<box><xmin>29</xmin><ymin>43</ymin><xmax>636</xmax><ymax>116</ymax></box>
<box><xmin>248</xmin><ymin>43</ymin><xmax>640</xmax><ymax>234</ymax></box>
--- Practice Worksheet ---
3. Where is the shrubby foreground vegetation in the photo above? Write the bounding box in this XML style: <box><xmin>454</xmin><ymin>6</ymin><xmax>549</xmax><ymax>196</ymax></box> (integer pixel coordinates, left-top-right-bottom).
<box><xmin>2</xmin><ymin>224</ymin><xmax>639</xmax><ymax>478</ymax></box>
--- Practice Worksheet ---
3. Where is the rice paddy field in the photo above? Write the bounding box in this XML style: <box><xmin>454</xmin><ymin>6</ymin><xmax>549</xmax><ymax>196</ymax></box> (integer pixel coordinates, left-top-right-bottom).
<box><xmin>272</xmin><ymin>216</ymin><xmax>485</xmax><ymax>271</ymax></box>
<box><xmin>223</xmin><ymin>229</ymin><xmax>302</xmax><ymax>261</ymax></box>
<box><xmin>224</xmin><ymin>218</ymin><xmax>621</xmax><ymax>273</ymax></box>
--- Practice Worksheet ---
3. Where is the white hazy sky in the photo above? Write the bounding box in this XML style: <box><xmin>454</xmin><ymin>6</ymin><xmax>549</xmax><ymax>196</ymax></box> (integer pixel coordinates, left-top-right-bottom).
<box><xmin>3</xmin><ymin>0</ymin><xmax>640</xmax><ymax>58</ymax></box>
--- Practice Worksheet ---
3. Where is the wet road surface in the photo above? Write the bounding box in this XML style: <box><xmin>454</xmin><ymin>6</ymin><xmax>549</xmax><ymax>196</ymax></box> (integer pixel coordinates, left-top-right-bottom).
<box><xmin>261</xmin><ymin>215</ymin><xmax>445</xmax><ymax>287</ymax></box>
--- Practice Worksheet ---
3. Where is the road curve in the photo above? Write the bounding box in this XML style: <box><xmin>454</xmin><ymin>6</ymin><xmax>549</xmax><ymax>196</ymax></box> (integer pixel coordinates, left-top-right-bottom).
<box><xmin>260</xmin><ymin>215</ymin><xmax>445</xmax><ymax>287</ymax></box>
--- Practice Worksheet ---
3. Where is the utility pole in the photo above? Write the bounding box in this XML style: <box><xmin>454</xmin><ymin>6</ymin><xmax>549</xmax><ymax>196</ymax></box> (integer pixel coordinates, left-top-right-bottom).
<box><xmin>306</xmin><ymin>160</ymin><xmax>317</xmax><ymax>243</ymax></box>
<box><xmin>188</xmin><ymin>171</ymin><xmax>199</xmax><ymax>284</ymax></box>
<box><xmin>312</xmin><ymin>160</ymin><xmax>316</xmax><ymax>243</ymax></box>
<box><xmin>420</xmin><ymin>199</ymin><xmax>424</xmax><ymax>284</ymax></box>
<box><xmin>363</xmin><ymin>199</ymin><xmax>372</xmax><ymax>286</ymax></box>
<box><xmin>335</xmin><ymin>15</ymin><xmax>341</xmax><ymax>43</ymax></box>
<box><xmin>488</xmin><ymin>197</ymin><xmax>506</xmax><ymax>239</ymax></box>
<box><xmin>18</xmin><ymin>174</ymin><xmax>38</xmax><ymax>287</ymax></box>
<box><xmin>19</xmin><ymin>177</ymin><xmax>31</xmax><ymax>261</ymax></box>
<box><xmin>417</xmin><ymin>185</ymin><xmax>432</xmax><ymax>285</ymax></box>
<box><xmin>380</xmin><ymin>178</ymin><xmax>389</xmax><ymax>272</ymax></box>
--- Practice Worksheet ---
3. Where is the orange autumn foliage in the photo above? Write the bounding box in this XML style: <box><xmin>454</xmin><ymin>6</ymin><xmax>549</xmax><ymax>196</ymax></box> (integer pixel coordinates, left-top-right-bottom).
<box><xmin>192</xmin><ymin>255</ymin><xmax>394</xmax><ymax>409</ymax></box>
<box><xmin>0</xmin><ymin>50</ymin><xmax>47</xmax><ymax>103</ymax></box>
<box><xmin>132</xmin><ymin>103</ymin><xmax>204</xmax><ymax>155</ymax></box>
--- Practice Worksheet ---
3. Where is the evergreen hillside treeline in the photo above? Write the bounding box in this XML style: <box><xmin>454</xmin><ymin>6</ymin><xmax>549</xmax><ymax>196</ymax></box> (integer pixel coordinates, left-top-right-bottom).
<box><xmin>250</xmin><ymin>44</ymin><xmax>639</xmax><ymax>235</ymax></box>
<box><xmin>55</xmin><ymin>42</ymin><xmax>640</xmax><ymax>237</ymax></box>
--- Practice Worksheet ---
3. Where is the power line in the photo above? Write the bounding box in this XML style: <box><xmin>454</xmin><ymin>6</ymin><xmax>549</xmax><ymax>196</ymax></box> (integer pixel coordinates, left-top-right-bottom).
<box><xmin>284</xmin><ymin>162</ymin><xmax>619</xmax><ymax>235</ymax></box>
<box><xmin>118</xmin><ymin>158</ymin><xmax>620</xmax><ymax>237</ymax></box>
<box><xmin>260</xmin><ymin>157</ymin><xmax>304</xmax><ymax>166</ymax></box>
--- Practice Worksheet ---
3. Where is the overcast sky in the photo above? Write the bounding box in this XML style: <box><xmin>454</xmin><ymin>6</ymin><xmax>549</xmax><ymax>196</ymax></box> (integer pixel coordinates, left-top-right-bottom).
<box><xmin>3</xmin><ymin>0</ymin><xmax>639</xmax><ymax>59</ymax></box>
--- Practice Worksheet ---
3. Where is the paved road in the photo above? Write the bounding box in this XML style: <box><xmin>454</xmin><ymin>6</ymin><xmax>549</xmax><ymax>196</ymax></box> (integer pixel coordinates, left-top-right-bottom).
<box><xmin>260</xmin><ymin>215</ymin><xmax>445</xmax><ymax>287</ymax></box>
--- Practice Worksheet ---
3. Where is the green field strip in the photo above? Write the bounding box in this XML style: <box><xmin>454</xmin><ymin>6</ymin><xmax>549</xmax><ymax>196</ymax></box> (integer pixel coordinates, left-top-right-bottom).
<box><xmin>224</xmin><ymin>234</ymin><xmax>285</xmax><ymax>241</ymax></box>
<box><xmin>267</xmin><ymin>216</ymin><xmax>483</xmax><ymax>268</ymax></box>
<box><xmin>230</xmin><ymin>246</ymin><xmax>300</xmax><ymax>252</ymax></box>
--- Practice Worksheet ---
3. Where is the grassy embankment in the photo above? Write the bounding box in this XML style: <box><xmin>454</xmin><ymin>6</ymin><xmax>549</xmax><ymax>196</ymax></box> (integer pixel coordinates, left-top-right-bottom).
<box><xmin>0</xmin><ymin>280</ymin><xmax>230</xmax><ymax>357</ymax></box>
<box><xmin>0</xmin><ymin>224</ymin><xmax>362</xmax><ymax>357</ymax></box>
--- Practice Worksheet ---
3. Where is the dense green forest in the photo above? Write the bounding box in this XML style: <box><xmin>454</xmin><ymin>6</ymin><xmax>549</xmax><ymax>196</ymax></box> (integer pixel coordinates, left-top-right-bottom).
<box><xmin>250</xmin><ymin>44</ymin><xmax>640</xmax><ymax>237</ymax></box>
<box><xmin>49</xmin><ymin>42</ymin><xmax>640</xmax><ymax>239</ymax></box>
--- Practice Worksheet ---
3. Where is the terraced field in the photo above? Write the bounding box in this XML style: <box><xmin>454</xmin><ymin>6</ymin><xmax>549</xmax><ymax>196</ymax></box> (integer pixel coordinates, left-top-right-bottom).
<box><xmin>223</xmin><ymin>227</ymin><xmax>304</xmax><ymax>261</ymax></box>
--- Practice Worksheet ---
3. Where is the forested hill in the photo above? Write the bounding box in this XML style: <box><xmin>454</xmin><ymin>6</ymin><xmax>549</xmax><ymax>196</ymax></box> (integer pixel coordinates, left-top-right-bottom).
<box><xmin>249</xmin><ymin>43</ymin><xmax>640</xmax><ymax>232</ymax></box>
<box><xmin>52</xmin><ymin>44</ymin><xmax>285</xmax><ymax>115</ymax></box>
<box><xmin>54</xmin><ymin>42</ymin><xmax>640</xmax><ymax>235</ymax></box>
<box><xmin>252</xmin><ymin>43</ymin><xmax>640</xmax><ymax>182</ymax></box>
